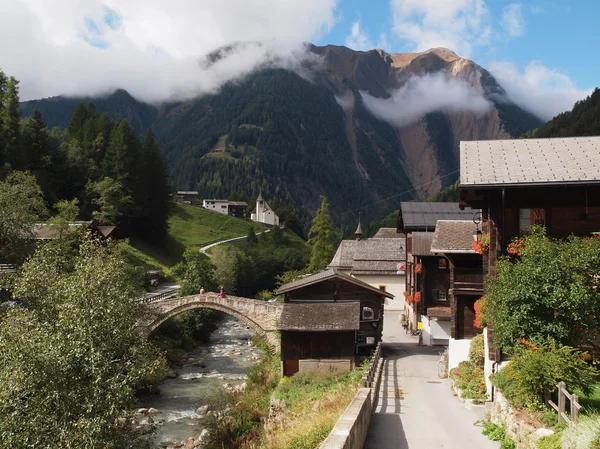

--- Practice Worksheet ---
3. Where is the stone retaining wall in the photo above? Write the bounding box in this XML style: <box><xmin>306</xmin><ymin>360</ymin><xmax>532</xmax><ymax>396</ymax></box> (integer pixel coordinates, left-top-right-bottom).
<box><xmin>319</xmin><ymin>388</ymin><xmax>373</xmax><ymax>449</ymax></box>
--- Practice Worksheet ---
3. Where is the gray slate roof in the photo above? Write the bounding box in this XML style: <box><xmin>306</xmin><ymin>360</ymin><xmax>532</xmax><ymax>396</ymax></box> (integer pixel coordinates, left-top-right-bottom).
<box><xmin>411</xmin><ymin>232</ymin><xmax>435</xmax><ymax>256</ymax></box>
<box><xmin>430</xmin><ymin>220</ymin><xmax>478</xmax><ymax>253</ymax></box>
<box><xmin>328</xmin><ymin>238</ymin><xmax>405</xmax><ymax>276</ymax></box>
<box><xmin>276</xmin><ymin>268</ymin><xmax>394</xmax><ymax>298</ymax></box>
<box><xmin>372</xmin><ymin>228</ymin><xmax>403</xmax><ymax>239</ymax></box>
<box><xmin>279</xmin><ymin>302</ymin><xmax>360</xmax><ymax>331</ymax></box>
<box><xmin>399</xmin><ymin>202</ymin><xmax>478</xmax><ymax>232</ymax></box>
<box><xmin>460</xmin><ymin>137</ymin><xmax>600</xmax><ymax>187</ymax></box>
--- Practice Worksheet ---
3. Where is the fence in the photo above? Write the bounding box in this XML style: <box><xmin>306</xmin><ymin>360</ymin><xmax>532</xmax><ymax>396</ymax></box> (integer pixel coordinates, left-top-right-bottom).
<box><xmin>137</xmin><ymin>288</ymin><xmax>179</xmax><ymax>304</ymax></box>
<box><xmin>545</xmin><ymin>381</ymin><xmax>581</xmax><ymax>424</ymax></box>
<box><xmin>361</xmin><ymin>342</ymin><xmax>382</xmax><ymax>388</ymax></box>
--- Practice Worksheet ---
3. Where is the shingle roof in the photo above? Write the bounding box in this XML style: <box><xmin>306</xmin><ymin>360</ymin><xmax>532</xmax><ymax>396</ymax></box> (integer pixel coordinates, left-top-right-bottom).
<box><xmin>96</xmin><ymin>225</ymin><xmax>117</xmax><ymax>238</ymax></box>
<box><xmin>177</xmin><ymin>191</ymin><xmax>199</xmax><ymax>195</ymax></box>
<box><xmin>411</xmin><ymin>232</ymin><xmax>435</xmax><ymax>256</ymax></box>
<box><xmin>460</xmin><ymin>137</ymin><xmax>600</xmax><ymax>187</ymax></box>
<box><xmin>328</xmin><ymin>241</ymin><xmax>357</xmax><ymax>270</ymax></box>
<box><xmin>373</xmin><ymin>228</ymin><xmax>403</xmax><ymax>239</ymax></box>
<box><xmin>278</xmin><ymin>302</ymin><xmax>360</xmax><ymax>331</ymax></box>
<box><xmin>426</xmin><ymin>306</ymin><xmax>451</xmax><ymax>318</ymax></box>
<box><xmin>276</xmin><ymin>269</ymin><xmax>394</xmax><ymax>298</ymax></box>
<box><xmin>430</xmin><ymin>220</ymin><xmax>478</xmax><ymax>253</ymax></box>
<box><xmin>328</xmin><ymin>238</ymin><xmax>405</xmax><ymax>275</ymax></box>
<box><xmin>399</xmin><ymin>202</ymin><xmax>478</xmax><ymax>232</ymax></box>
<box><xmin>228</xmin><ymin>201</ymin><xmax>248</xmax><ymax>206</ymax></box>
<box><xmin>32</xmin><ymin>222</ymin><xmax>93</xmax><ymax>240</ymax></box>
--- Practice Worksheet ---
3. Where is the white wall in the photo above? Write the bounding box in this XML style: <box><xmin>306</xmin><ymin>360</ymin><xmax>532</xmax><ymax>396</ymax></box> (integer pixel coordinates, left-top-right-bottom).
<box><xmin>352</xmin><ymin>274</ymin><xmax>406</xmax><ymax>311</ymax></box>
<box><xmin>448</xmin><ymin>338</ymin><xmax>472</xmax><ymax>371</ymax></box>
<box><xmin>251</xmin><ymin>201</ymin><xmax>279</xmax><ymax>226</ymax></box>
<box><xmin>421</xmin><ymin>316</ymin><xmax>451</xmax><ymax>346</ymax></box>
<box><xmin>203</xmin><ymin>200</ymin><xmax>229</xmax><ymax>215</ymax></box>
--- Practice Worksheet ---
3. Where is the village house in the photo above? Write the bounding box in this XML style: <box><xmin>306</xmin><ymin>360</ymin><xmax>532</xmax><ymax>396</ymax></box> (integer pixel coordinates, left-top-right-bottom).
<box><xmin>429</xmin><ymin>220</ymin><xmax>484</xmax><ymax>367</ymax></box>
<box><xmin>250</xmin><ymin>193</ymin><xmax>279</xmax><ymax>226</ymax></box>
<box><xmin>175</xmin><ymin>191</ymin><xmax>199</xmax><ymax>205</ymax></box>
<box><xmin>202</xmin><ymin>199</ymin><xmax>248</xmax><ymax>218</ymax></box>
<box><xmin>460</xmin><ymin>136</ymin><xmax>600</xmax><ymax>361</ymax></box>
<box><xmin>275</xmin><ymin>269</ymin><xmax>393</xmax><ymax>377</ymax></box>
<box><xmin>398</xmin><ymin>202</ymin><xmax>478</xmax><ymax>331</ymax></box>
<box><xmin>32</xmin><ymin>222</ymin><xmax>118</xmax><ymax>240</ymax></box>
<box><xmin>328</xmin><ymin>224</ymin><xmax>406</xmax><ymax>312</ymax></box>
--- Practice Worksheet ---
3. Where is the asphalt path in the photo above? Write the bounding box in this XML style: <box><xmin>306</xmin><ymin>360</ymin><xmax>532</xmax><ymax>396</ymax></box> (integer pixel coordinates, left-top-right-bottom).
<box><xmin>199</xmin><ymin>229</ymin><xmax>270</xmax><ymax>254</ymax></box>
<box><xmin>363</xmin><ymin>312</ymin><xmax>499</xmax><ymax>449</ymax></box>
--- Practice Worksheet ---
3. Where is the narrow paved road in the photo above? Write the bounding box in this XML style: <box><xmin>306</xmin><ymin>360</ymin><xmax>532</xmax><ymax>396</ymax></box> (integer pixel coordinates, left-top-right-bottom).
<box><xmin>363</xmin><ymin>312</ymin><xmax>499</xmax><ymax>449</ymax></box>
<box><xmin>199</xmin><ymin>229</ymin><xmax>270</xmax><ymax>254</ymax></box>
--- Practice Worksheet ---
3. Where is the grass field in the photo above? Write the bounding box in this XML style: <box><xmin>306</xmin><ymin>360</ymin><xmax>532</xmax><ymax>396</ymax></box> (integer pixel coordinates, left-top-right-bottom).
<box><xmin>121</xmin><ymin>203</ymin><xmax>265</xmax><ymax>270</ymax></box>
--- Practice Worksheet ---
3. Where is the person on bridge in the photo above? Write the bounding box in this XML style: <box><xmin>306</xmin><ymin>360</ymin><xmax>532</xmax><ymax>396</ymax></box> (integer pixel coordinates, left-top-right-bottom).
<box><xmin>199</xmin><ymin>287</ymin><xmax>205</xmax><ymax>295</ymax></box>
<box><xmin>218</xmin><ymin>287</ymin><xmax>226</xmax><ymax>298</ymax></box>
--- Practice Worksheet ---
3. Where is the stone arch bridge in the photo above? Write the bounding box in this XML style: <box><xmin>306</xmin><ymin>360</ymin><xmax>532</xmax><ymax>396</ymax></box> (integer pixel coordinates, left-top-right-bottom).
<box><xmin>138</xmin><ymin>292</ymin><xmax>283</xmax><ymax>352</ymax></box>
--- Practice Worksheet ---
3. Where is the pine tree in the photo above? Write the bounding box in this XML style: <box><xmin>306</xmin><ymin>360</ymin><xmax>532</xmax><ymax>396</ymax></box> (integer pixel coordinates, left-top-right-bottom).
<box><xmin>139</xmin><ymin>129</ymin><xmax>171</xmax><ymax>239</ymax></box>
<box><xmin>68</xmin><ymin>103</ymin><xmax>90</xmax><ymax>143</ymax></box>
<box><xmin>21</xmin><ymin>107</ymin><xmax>50</xmax><ymax>171</ymax></box>
<box><xmin>3</xmin><ymin>77</ymin><xmax>22</xmax><ymax>169</ymax></box>
<box><xmin>0</xmin><ymin>70</ymin><xmax>7</xmax><ymax>166</ymax></box>
<box><xmin>307</xmin><ymin>195</ymin><xmax>336</xmax><ymax>271</ymax></box>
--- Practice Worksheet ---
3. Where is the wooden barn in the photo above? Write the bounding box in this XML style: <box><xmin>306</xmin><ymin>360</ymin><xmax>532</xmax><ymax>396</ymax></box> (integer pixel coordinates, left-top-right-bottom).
<box><xmin>276</xmin><ymin>269</ymin><xmax>394</xmax><ymax>377</ymax></box>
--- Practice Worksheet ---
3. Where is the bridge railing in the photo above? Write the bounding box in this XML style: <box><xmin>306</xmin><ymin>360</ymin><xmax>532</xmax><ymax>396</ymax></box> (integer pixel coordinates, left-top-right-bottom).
<box><xmin>361</xmin><ymin>341</ymin><xmax>382</xmax><ymax>388</ymax></box>
<box><xmin>137</xmin><ymin>288</ymin><xmax>179</xmax><ymax>304</ymax></box>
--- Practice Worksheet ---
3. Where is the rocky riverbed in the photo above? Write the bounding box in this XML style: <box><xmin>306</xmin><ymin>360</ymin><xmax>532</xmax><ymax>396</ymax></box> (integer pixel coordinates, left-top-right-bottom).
<box><xmin>139</xmin><ymin>316</ymin><xmax>263</xmax><ymax>448</ymax></box>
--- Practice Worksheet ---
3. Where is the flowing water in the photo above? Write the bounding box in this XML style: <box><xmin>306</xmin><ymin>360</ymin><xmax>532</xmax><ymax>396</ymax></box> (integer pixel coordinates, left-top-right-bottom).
<box><xmin>141</xmin><ymin>316</ymin><xmax>263</xmax><ymax>448</ymax></box>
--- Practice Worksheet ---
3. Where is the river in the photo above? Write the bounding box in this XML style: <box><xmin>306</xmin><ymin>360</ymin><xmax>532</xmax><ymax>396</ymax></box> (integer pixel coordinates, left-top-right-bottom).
<box><xmin>140</xmin><ymin>316</ymin><xmax>263</xmax><ymax>448</ymax></box>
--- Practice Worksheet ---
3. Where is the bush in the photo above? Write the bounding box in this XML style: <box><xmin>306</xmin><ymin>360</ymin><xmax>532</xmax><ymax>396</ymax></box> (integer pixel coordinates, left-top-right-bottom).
<box><xmin>481</xmin><ymin>419</ymin><xmax>516</xmax><ymax>449</ymax></box>
<box><xmin>450</xmin><ymin>361</ymin><xmax>487</xmax><ymax>400</ymax></box>
<box><xmin>491</xmin><ymin>340</ymin><xmax>598</xmax><ymax>410</ymax></box>
<box><xmin>536</xmin><ymin>433</ymin><xmax>561</xmax><ymax>449</ymax></box>
<box><xmin>561</xmin><ymin>414</ymin><xmax>600</xmax><ymax>449</ymax></box>
<box><xmin>469</xmin><ymin>333</ymin><xmax>485</xmax><ymax>369</ymax></box>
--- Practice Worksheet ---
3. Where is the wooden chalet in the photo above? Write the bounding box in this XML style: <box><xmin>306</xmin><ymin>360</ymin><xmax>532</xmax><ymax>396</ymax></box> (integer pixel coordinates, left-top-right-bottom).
<box><xmin>460</xmin><ymin>136</ymin><xmax>600</xmax><ymax>359</ymax></box>
<box><xmin>32</xmin><ymin>222</ymin><xmax>119</xmax><ymax>241</ymax></box>
<box><xmin>276</xmin><ymin>269</ymin><xmax>394</xmax><ymax>377</ymax></box>
<box><xmin>430</xmin><ymin>221</ymin><xmax>483</xmax><ymax>340</ymax></box>
<box><xmin>398</xmin><ymin>202</ymin><xmax>478</xmax><ymax>330</ymax></box>
<box><xmin>175</xmin><ymin>191</ymin><xmax>199</xmax><ymax>205</ymax></box>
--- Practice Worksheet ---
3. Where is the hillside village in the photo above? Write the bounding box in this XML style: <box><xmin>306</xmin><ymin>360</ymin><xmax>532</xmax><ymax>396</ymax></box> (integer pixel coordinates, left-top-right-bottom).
<box><xmin>2</xmin><ymin>3</ymin><xmax>600</xmax><ymax>448</ymax></box>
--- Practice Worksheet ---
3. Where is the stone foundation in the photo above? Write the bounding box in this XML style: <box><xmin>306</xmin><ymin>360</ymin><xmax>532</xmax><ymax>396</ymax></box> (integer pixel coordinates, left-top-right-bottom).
<box><xmin>299</xmin><ymin>359</ymin><xmax>354</xmax><ymax>374</ymax></box>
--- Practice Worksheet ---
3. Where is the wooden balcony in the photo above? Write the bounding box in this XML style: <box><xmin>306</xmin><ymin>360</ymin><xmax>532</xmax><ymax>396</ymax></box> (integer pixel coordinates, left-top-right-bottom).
<box><xmin>453</xmin><ymin>269</ymin><xmax>484</xmax><ymax>291</ymax></box>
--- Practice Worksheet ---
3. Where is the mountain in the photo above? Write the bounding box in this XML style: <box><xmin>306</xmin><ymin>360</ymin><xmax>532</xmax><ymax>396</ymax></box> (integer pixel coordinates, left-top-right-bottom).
<box><xmin>20</xmin><ymin>45</ymin><xmax>543</xmax><ymax>226</ymax></box>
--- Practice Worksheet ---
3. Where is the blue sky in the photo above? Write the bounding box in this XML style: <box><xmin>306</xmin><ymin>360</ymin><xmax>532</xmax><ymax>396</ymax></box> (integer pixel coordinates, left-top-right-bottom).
<box><xmin>319</xmin><ymin>0</ymin><xmax>598</xmax><ymax>89</ymax></box>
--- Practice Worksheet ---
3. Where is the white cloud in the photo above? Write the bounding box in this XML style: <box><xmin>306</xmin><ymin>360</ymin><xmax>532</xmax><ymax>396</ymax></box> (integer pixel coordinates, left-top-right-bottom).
<box><xmin>376</xmin><ymin>33</ymin><xmax>391</xmax><ymax>52</ymax></box>
<box><xmin>360</xmin><ymin>72</ymin><xmax>491</xmax><ymax>127</ymax></box>
<box><xmin>389</xmin><ymin>0</ymin><xmax>492</xmax><ymax>57</ymax></box>
<box><xmin>0</xmin><ymin>0</ymin><xmax>339</xmax><ymax>102</ymax></box>
<box><xmin>345</xmin><ymin>21</ymin><xmax>373</xmax><ymax>51</ymax></box>
<box><xmin>489</xmin><ymin>60</ymin><xmax>592</xmax><ymax>120</ymax></box>
<box><xmin>501</xmin><ymin>3</ymin><xmax>525</xmax><ymax>37</ymax></box>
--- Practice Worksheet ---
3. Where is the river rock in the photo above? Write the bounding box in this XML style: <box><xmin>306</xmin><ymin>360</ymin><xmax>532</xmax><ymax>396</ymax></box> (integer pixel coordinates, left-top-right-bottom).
<box><xmin>166</xmin><ymin>370</ymin><xmax>178</xmax><ymax>379</ymax></box>
<box><xmin>196</xmin><ymin>405</ymin><xmax>209</xmax><ymax>415</ymax></box>
<box><xmin>535</xmin><ymin>428</ymin><xmax>555</xmax><ymax>438</ymax></box>
<box><xmin>136</xmin><ymin>408</ymin><xmax>149</xmax><ymax>415</ymax></box>
<box><xmin>191</xmin><ymin>359</ymin><xmax>205</xmax><ymax>367</ymax></box>
<box><xmin>197</xmin><ymin>429</ymin><xmax>209</xmax><ymax>445</ymax></box>
<box><xmin>147</xmin><ymin>407</ymin><xmax>160</xmax><ymax>415</ymax></box>
<box><xmin>185</xmin><ymin>437</ymin><xmax>196</xmax><ymax>449</ymax></box>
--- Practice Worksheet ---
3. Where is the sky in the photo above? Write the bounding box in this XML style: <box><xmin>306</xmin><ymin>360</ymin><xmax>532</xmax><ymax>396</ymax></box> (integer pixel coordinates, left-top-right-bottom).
<box><xmin>0</xmin><ymin>0</ymin><xmax>598</xmax><ymax>121</ymax></box>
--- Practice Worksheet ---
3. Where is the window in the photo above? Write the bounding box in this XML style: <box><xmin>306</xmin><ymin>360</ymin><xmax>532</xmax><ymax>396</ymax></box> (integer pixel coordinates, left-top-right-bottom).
<box><xmin>221</xmin><ymin>205</ymin><xmax>227</xmax><ymax>209</ymax></box>
<box><xmin>438</xmin><ymin>258</ymin><xmax>447</xmax><ymax>269</ymax></box>
<box><xmin>437</xmin><ymin>290</ymin><xmax>448</xmax><ymax>301</ymax></box>
<box><xmin>378</xmin><ymin>285</ymin><xmax>387</xmax><ymax>292</ymax></box>
<box><xmin>520</xmin><ymin>208</ymin><xmax>545</xmax><ymax>232</ymax></box>
<box><xmin>362</xmin><ymin>307</ymin><xmax>375</xmax><ymax>320</ymax></box>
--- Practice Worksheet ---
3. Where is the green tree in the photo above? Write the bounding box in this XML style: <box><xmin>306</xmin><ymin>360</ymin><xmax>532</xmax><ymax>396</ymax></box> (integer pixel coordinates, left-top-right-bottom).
<box><xmin>307</xmin><ymin>195</ymin><xmax>336</xmax><ymax>271</ymax></box>
<box><xmin>172</xmin><ymin>248</ymin><xmax>218</xmax><ymax>296</ymax></box>
<box><xmin>246</xmin><ymin>228</ymin><xmax>258</xmax><ymax>244</ymax></box>
<box><xmin>2</xmin><ymin>76</ymin><xmax>22</xmax><ymax>168</ymax></box>
<box><xmin>486</xmin><ymin>226</ymin><xmax>600</xmax><ymax>350</ymax></box>
<box><xmin>86</xmin><ymin>177</ymin><xmax>132</xmax><ymax>225</ymax></box>
<box><xmin>49</xmin><ymin>198</ymin><xmax>80</xmax><ymax>238</ymax></box>
<box><xmin>0</xmin><ymin>235</ymin><xmax>166</xmax><ymax>449</ymax></box>
<box><xmin>0</xmin><ymin>171</ymin><xmax>46</xmax><ymax>264</ymax></box>
<box><xmin>139</xmin><ymin>129</ymin><xmax>171</xmax><ymax>239</ymax></box>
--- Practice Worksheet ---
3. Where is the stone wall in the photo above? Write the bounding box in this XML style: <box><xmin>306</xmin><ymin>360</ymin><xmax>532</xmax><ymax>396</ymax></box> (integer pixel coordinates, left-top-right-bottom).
<box><xmin>319</xmin><ymin>389</ymin><xmax>373</xmax><ymax>449</ymax></box>
<box><xmin>299</xmin><ymin>359</ymin><xmax>354</xmax><ymax>374</ymax></box>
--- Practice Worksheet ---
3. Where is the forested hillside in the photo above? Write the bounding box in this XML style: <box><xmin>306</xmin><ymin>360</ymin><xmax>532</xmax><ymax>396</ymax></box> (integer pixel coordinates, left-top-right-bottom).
<box><xmin>1</xmin><ymin>70</ymin><xmax>171</xmax><ymax>242</ymax></box>
<box><xmin>527</xmin><ymin>88</ymin><xmax>600</xmax><ymax>138</ymax></box>
<box><xmin>20</xmin><ymin>45</ymin><xmax>544</xmax><ymax>226</ymax></box>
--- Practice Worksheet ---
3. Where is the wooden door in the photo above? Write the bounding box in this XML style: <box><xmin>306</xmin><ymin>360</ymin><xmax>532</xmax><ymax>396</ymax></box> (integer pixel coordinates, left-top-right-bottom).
<box><xmin>283</xmin><ymin>359</ymin><xmax>299</xmax><ymax>377</ymax></box>
<box><xmin>457</xmin><ymin>296</ymin><xmax>479</xmax><ymax>339</ymax></box>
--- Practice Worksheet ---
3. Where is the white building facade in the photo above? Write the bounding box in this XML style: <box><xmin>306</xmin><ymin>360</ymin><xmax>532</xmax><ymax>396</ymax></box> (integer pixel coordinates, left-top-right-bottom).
<box><xmin>202</xmin><ymin>199</ymin><xmax>230</xmax><ymax>215</ymax></box>
<box><xmin>251</xmin><ymin>193</ymin><xmax>279</xmax><ymax>226</ymax></box>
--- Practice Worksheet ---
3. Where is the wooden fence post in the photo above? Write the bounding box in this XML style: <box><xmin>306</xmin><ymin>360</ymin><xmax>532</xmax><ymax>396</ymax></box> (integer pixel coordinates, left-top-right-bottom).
<box><xmin>572</xmin><ymin>394</ymin><xmax>579</xmax><ymax>423</ymax></box>
<box><xmin>557</xmin><ymin>381</ymin><xmax>566</xmax><ymax>424</ymax></box>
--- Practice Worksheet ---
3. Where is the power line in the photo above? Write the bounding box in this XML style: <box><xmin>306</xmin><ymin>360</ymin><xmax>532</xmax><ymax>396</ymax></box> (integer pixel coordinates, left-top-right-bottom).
<box><xmin>338</xmin><ymin>168</ymin><xmax>460</xmax><ymax>221</ymax></box>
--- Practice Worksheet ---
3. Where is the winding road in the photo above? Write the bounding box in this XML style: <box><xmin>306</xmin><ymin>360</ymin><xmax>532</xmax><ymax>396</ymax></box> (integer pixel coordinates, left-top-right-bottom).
<box><xmin>199</xmin><ymin>229</ymin><xmax>270</xmax><ymax>254</ymax></box>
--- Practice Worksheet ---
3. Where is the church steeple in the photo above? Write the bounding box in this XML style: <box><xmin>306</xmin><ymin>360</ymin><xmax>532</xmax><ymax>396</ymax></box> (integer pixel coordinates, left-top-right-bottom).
<box><xmin>355</xmin><ymin>213</ymin><xmax>363</xmax><ymax>240</ymax></box>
